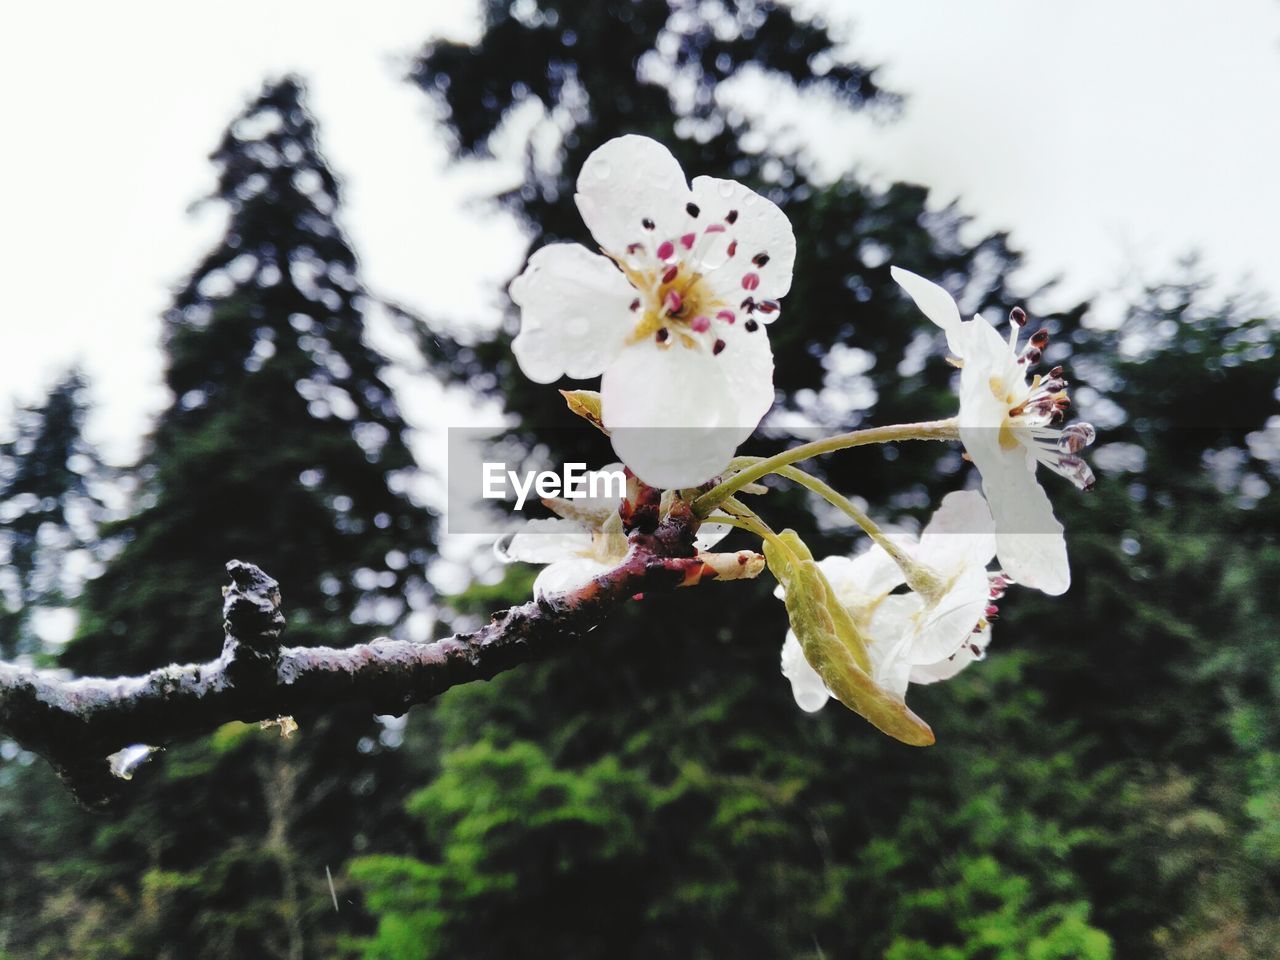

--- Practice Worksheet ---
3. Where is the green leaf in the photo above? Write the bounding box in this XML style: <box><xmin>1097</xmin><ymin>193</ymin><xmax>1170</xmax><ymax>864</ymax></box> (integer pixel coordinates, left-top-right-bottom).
<box><xmin>766</xmin><ymin>530</ymin><xmax>935</xmax><ymax>747</ymax></box>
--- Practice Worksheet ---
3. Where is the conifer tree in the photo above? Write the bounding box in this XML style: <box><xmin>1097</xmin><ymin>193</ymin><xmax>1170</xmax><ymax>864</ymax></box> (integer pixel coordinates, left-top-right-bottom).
<box><xmin>0</xmin><ymin>370</ymin><xmax>107</xmax><ymax>661</ymax></box>
<box><xmin>42</xmin><ymin>77</ymin><xmax>436</xmax><ymax>959</ymax></box>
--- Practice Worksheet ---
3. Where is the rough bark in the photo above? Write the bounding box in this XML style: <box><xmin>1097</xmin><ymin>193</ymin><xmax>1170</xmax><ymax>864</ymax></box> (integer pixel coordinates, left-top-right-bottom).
<box><xmin>0</xmin><ymin>506</ymin><xmax>759</xmax><ymax>809</ymax></box>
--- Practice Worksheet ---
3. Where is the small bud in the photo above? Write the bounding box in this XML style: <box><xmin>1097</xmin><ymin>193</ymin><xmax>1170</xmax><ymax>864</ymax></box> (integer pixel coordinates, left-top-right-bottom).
<box><xmin>559</xmin><ymin>389</ymin><xmax>608</xmax><ymax>435</ymax></box>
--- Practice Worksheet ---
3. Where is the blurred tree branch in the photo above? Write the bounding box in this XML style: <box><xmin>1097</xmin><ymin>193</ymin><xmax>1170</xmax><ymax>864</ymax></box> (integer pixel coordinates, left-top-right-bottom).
<box><xmin>0</xmin><ymin>506</ymin><xmax>760</xmax><ymax>811</ymax></box>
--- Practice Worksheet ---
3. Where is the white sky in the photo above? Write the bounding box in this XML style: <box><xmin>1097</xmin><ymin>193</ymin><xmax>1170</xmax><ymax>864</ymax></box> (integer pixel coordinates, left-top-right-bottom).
<box><xmin>2</xmin><ymin>0</ymin><xmax>1278</xmax><ymax>466</ymax></box>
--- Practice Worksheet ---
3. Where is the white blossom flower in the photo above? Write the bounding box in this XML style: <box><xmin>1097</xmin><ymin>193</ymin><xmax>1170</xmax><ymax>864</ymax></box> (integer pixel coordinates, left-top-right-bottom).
<box><xmin>779</xmin><ymin>491</ymin><xmax>1005</xmax><ymax>711</ymax></box>
<box><xmin>891</xmin><ymin>266</ymin><xmax>1096</xmax><ymax>595</ymax></box>
<box><xmin>509</xmin><ymin>135</ymin><xmax>796</xmax><ymax>489</ymax></box>
<box><xmin>495</xmin><ymin>464</ymin><xmax>731</xmax><ymax>598</ymax></box>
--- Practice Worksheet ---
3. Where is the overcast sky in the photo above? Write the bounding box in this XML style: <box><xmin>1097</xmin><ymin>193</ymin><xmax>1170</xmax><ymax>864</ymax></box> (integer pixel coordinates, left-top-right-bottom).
<box><xmin>2</xmin><ymin>0</ymin><xmax>1278</xmax><ymax>466</ymax></box>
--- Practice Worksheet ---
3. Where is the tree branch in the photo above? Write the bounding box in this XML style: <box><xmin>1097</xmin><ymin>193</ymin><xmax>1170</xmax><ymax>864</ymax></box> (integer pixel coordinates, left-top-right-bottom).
<box><xmin>0</xmin><ymin>505</ymin><xmax>761</xmax><ymax>810</ymax></box>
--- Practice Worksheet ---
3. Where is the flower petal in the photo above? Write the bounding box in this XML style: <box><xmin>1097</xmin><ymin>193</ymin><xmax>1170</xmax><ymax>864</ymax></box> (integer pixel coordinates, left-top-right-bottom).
<box><xmin>574</xmin><ymin>135</ymin><xmax>691</xmax><ymax>256</ymax></box>
<box><xmin>694</xmin><ymin>516</ymin><xmax>733</xmax><ymax>551</ymax></box>
<box><xmin>818</xmin><ymin>547</ymin><xmax>905</xmax><ymax>609</ymax></box>
<box><xmin>865</xmin><ymin>593</ymin><xmax>921</xmax><ymax>698</ymax></box>
<box><xmin>980</xmin><ymin>458</ymin><xmax>1070</xmax><ymax>595</ymax></box>
<box><xmin>781</xmin><ymin>631</ymin><xmax>831</xmax><ymax>712</ymax></box>
<box><xmin>690</xmin><ymin>175</ymin><xmax>796</xmax><ymax>304</ymax></box>
<box><xmin>509</xmin><ymin>244</ymin><xmax>636</xmax><ymax>384</ymax></box>
<box><xmin>497</xmin><ymin>518</ymin><xmax>595</xmax><ymax>566</ymax></box>
<box><xmin>532</xmin><ymin>556</ymin><xmax>613</xmax><ymax>598</ymax></box>
<box><xmin>918</xmin><ymin>489</ymin><xmax>997</xmax><ymax>574</ymax></box>
<box><xmin>910</xmin><ymin>623</ymin><xmax>991</xmax><ymax>686</ymax></box>
<box><xmin>911</xmin><ymin>561</ymin><xmax>991</xmax><ymax>664</ymax></box>
<box><xmin>601</xmin><ymin>316</ymin><xmax>775</xmax><ymax>488</ymax></box>
<box><xmin>891</xmin><ymin>266</ymin><xmax>965</xmax><ymax>357</ymax></box>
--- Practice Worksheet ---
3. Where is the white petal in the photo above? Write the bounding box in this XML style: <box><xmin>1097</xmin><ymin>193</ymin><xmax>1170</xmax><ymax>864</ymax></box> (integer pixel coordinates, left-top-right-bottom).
<box><xmin>911</xmin><ymin>562</ymin><xmax>991</xmax><ymax>664</ymax></box>
<box><xmin>533</xmin><ymin>557</ymin><xmax>613</xmax><ymax>598</ymax></box>
<box><xmin>544</xmin><ymin>461</ymin><xmax>628</xmax><ymax>525</ymax></box>
<box><xmin>509</xmin><ymin>244</ymin><xmax>636</xmax><ymax>384</ymax></box>
<box><xmin>891</xmin><ymin>266</ymin><xmax>965</xmax><ymax>357</ymax></box>
<box><xmin>865</xmin><ymin>594</ymin><xmax>921</xmax><ymax>698</ymax></box>
<box><xmin>690</xmin><ymin>175</ymin><xmax>796</xmax><ymax>304</ymax></box>
<box><xmin>817</xmin><ymin>547</ymin><xmax>905</xmax><ymax>609</ymax></box>
<box><xmin>601</xmin><ymin>317</ymin><xmax>775</xmax><ymax>488</ymax></box>
<box><xmin>980</xmin><ymin>459</ymin><xmax>1070</xmax><ymax>595</ymax></box>
<box><xmin>918</xmin><ymin>490</ymin><xmax>997</xmax><ymax>574</ymax></box>
<box><xmin>498</xmin><ymin>518</ymin><xmax>594</xmax><ymax>565</ymax></box>
<box><xmin>956</xmin><ymin>314</ymin><xmax>1023</xmax><ymax>393</ymax></box>
<box><xmin>780</xmin><ymin>632</ymin><xmax>831</xmax><ymax>713</ymax></box>
<box><xmin>910</xmin><ymin>623</ymin><xmax>991</xmax><ymax>686</ymax></box>
<box><xmin>574</xmin><ymin>135</ymin><xmax>692</xmax><ymax>256</ymax></box>
<box><xmin>694</xmin><ymin>516</ymin><xmax>733</xmax><ymax>551</ymax></box>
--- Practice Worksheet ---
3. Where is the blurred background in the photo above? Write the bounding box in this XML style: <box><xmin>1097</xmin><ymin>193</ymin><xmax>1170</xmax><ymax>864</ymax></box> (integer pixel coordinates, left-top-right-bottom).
<box><xmin>2</xmin><ymin>1</ymin><xmax>1279</xmax><ymax>957</ymax></box>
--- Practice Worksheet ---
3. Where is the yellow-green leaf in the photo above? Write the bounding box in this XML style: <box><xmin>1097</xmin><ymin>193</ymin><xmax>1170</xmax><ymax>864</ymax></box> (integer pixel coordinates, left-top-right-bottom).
<box><xmin>559</xmin><ymin>389</ymin><xmax>608</xmax><ymax>435</ymax></box>
<box><xmin>765</xmin><ymin>532</ymin><xmax>934</xmax><ymax>747</ymax></box>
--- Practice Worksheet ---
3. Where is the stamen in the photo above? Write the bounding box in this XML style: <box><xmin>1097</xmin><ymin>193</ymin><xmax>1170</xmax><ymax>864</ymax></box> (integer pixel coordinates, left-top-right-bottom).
<box><xmin>629</xmin><ymin>298</ymin><xmax>641</xmax><ymax>312</ymax></box>
<box><xmin>642</xmin><ymin>218</ymin><xmax>655</xmax><ymax>230</ymax></box>
<box><xmin>664</xmin><ymin>290</ymin><xmax>683</xmax><ymax>314</ymax></box>
<box><xmin>680</xmin><ymin>232</ymin><xmax>696</xmax><ymax>250</ymax></box>
<box><xmin>686</xmin><ymin>202</ymin><xmax>700</xmax><ymax>218</ymax></box>
<box><xmin>662</xmin><ymin>264</ymin><xmax>679</xmax><ymax>285</ymax></box>
<box><xmin>656</xmin><ymin>241</ymin><xmax>675</xmax><ymax>261</ymax></box>
<box><xmin>726</xmin><ymin>209</ymin><xmax>739</xmax><ymax>224</ymax></box>
<box><xmin>744</xmin><ymin>319</ymin><xmax>759</xmax><ymax>332</ymax></box>
<box><xmin>1010</xmin><ymin>306</ymin><xmax>1028</xmax><ymax>327</ymax></box>
<box><xmin>655</xmin><ymin>327</ymin><xmax>669</xmax><ymax>343</ymax></box>
<box><xmin>756</xmin><ymin>300</ymin><xmax>779</xmax><ymax>315</ymax></box>
<box><xmin>1030</xmin><ymin>327</ymin><xmax>1050</xmax><ymax>349</ymax></box>
<box><xmin>752</xmin><ymin>252</ymin><xmax>770</xmax><ymax>267</ymax></box>
<box><xmin>742</xmin><ymin>272</ymin><xmax>760</xmax><ymax>291</ymax></box>
<box><xmin>716</xmin><ymin>309</ymin><xmax>736</xmax><ymax>324</ymax></box>
<box><xmin>727</xmin><ymin>240</ymin><xmax>737</xmax><ymax>257</ymax></box>
<box><xmin>690</xmin><ymin>315</ymin><xmax>711</xmax><ymax>333</ymax></box>
<box><xmin>713</xmin><ymin>338</ymin><xmax>726</xmax><ymax>355</ymax></box>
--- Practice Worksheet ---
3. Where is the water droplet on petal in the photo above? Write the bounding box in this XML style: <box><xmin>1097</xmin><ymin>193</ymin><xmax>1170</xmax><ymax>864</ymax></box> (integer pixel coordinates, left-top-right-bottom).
<box><xmin>1057</xmin><ymin>422</ymin><xmax>1097</xmax><ymax>454</ymax></box>
<box><xmin>592</xmin><ymin>159</ymin><xmax>612</xmax><ymax>179</ymax></box>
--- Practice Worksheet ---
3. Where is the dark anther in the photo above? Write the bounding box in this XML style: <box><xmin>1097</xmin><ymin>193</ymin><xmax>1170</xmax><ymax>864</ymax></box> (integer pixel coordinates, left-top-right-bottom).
<box><xmin>726</xmin><ymin>209</ymin><xmax>739</xmax><ymax>224</ymax></box>
<box><xmin>713</xmin><ymin>338</ymin><xmax>726</xmax><ymax>355</ymax></box>
<box><xmin>642</xmin><ymin>217</ymin><xmax>655</xmax><ymax>230</ymax></box>
<box><xmin>630</xmin><ymin>298</ymin><xmax>641</xmax><ymax>312</ymax></box>
<box><xmin>744</xmin><ymin>319</ymin><xmax>759</xmax><ymax>332</ymax></box>
<box><xmin>1049</xmin><ymin>365</ymin><xmax>1064</xmax><ymax>379</ymax></box>
<box><xmin>1010</xmin><ymin>306</ymin><xmax>1028</xmax><ymax>327</ymax></box>
<box><xmin>1030</xmin><ymin>327</ymin><xmax>1050</xmax><ymax>348</ymax></box>
<box><xmin>656</xmin><ymin>328</ymin><xmax>669</xmax><ymax>343</ymax></box>
<box><xmin>686</xmin><ymin>202</ymin><xmax>700</xmax><ymax>218</ymax></box>
<box><xmin>757</xmin><ymin>299</ymin><xmax>779</xmax><ymax>314</ymax></box>
<box><xmin>752</xmin><ymin>252</ymin><xmax>770</xmax><ymax>267</ymax></box>
<box><xmin>740</xmin><ymin>296</ymin><xmax>756</xmax><ymax>311</ymax></box>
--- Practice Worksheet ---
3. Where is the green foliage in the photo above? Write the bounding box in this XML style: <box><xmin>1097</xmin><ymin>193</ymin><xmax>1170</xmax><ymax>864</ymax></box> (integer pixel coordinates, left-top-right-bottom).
<box><xmin>3</xmin><ymin>2</ymin><xmax>1280</xmax><ymax>958</ymax></box>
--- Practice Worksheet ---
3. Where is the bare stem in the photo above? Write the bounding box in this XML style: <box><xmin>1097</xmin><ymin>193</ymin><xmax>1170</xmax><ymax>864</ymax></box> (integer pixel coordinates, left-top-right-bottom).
<box><xmin>692</xmin><ymin>418</ymin><xmax>959</xmax><ymax>517</ymax></box>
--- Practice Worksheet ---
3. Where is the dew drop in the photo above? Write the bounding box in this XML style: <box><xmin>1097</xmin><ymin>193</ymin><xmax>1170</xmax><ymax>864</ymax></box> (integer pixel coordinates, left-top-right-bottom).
<box><xmin>592</xmin><ymin>159</ymin><xmax>612</xmax><ymax>179</ymax></box>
